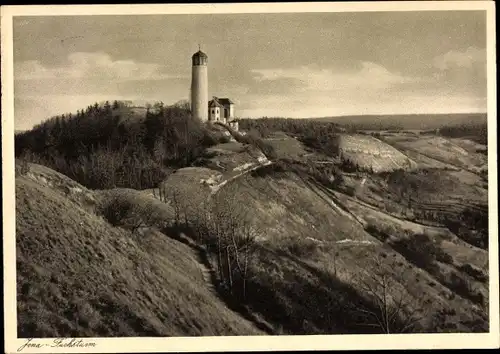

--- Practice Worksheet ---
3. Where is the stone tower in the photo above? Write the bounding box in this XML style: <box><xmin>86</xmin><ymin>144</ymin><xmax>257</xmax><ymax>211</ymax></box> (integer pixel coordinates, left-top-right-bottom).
<box><xmin>190</xmin><ymin>47</ymin><xmax>208</xmax><ymax>121</ymax></box>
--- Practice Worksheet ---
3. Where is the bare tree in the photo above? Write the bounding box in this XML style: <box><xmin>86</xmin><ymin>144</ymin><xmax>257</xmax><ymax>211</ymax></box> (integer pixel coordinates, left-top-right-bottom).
<box><xmin>355</xmin><ymin>254</ymin><xmax>425</xmax><ymax>333</ymax></box>
<box><xmin>153</xmin><ymin>138</ymin><xmax>166</xmax><ymax>166</ymax></box>
<box><xmin>169</xmin><ymin>189</ymin><xmax>181</xmax><ymax>226</ymax></box>
<box><xmin>207</xmin><ymin>188</ymin><xmax>259</xmax><ymax>300</ymax></box>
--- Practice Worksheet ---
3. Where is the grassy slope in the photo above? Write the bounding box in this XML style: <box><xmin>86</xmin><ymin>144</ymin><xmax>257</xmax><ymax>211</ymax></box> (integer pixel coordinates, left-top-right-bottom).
<box><xmin>16</xmin><ymin>127</ymin><xmax>490</xmax><ymax>336</ymax></box>
<box><xmin>335</xmin><ymin>191</ymin><xmax>488</xmax><ymax>292</ymax></box>
<box><xmin>157</xmin><ymin>132</ymin><xmax>489</xmax><ymax>333</ymax></box>
<box><xmin>228</xmin><ymin>172</ymin><xmax>488</xmax><ymax>333</ymax></box>
<box><xmin>263</xmin><ymin>133</ymin><xmax>311</xmax><ymax>161</ymax></box>
<box><xmin>341</xmin><ymin>168</ymin><xmax>487</xmax><ymax>216</ymax></box>
<box><xmin>222</xmin><ymin>171</ymin><xmax>372</xmax><ymax>244</ymax></box>
<box><xmin>16</xmin><ymin>164</ymin><xmax>263</xmax><ymax>337</ymax></box>
<box><xmin>338</xmin><ymin>134</ymin><xmax>417</xmax><ymax>172</ymax></box>
<box><xmin>382</xmin><ymin>135</ymin><xmax>487</xmax><ymax>173</ymax></box>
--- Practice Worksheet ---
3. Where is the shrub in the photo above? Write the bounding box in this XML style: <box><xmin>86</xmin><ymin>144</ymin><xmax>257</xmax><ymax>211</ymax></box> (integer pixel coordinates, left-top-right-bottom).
<box><xmin>390</xmin><ymin>234</ymin><xmax>439</xmax><ymax>272</ymax></box>
<box><xmin>443</xmin><ymin>217</ymin><xmax>488</xmax><ymax>250</ymax></box>
<box><xmin>435</xmin><ymin>250</ymin><xmax>454</xmax><ymax>264</ymax></box>
<box><xmin>98</xmin><ymin>194</ymin><xmax>158</xmax><ymax>234</ymax></box>
<box><xmin>343</xmin><ymin>186</ymin><xmax>356</xmax><ymax>197</ymax></box>
<box><xmin>283</xmin><ymin>237</ymin><xmax>321</xmax><ymax>258</ymax></box>
<box><xmin>447</xmin><ymin>272</ymin><xmax>484</xmax><ymax>305</ymax></box>
<box><xmin>365</xmin><ymin>224</ymin><xmax>390</xmax><ymax>242</ymax></box>
<box><xmin>339</xmin><ymin>158</ymin><xmax>358</xmax><ymax>172</ymax></box>
<box><xmin>458</xmin><ymin>264</ymin><xmax>488</xmax><ymax>283</ymax></box>
<box><xmin>251</xmin><ymin>160</ymin><xmax>287</xmax><ymax>178</ymax></box>
<box><xmin>15</xmin><ymin>159</ymin><xmax>30</xmax><ymax>177</ymax></box>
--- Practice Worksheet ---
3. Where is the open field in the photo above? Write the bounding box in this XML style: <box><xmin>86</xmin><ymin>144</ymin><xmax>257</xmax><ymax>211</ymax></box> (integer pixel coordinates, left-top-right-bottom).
<box><xmin>263</xmin><ymin>132</ymin><xmax>311</xmax><ymax>161</ymax></box>
<box><xmin>382</xmin><ymin>135</ymin><xmax>487</xmax><ymax>174</ymax></box>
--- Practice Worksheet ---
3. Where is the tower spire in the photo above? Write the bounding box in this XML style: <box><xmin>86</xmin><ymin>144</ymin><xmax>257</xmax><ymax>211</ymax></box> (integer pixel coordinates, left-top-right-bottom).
<box><xmin>198</xmin><ymin>43</ymin><xmax>201</xmax><ymax>51</ymax></box>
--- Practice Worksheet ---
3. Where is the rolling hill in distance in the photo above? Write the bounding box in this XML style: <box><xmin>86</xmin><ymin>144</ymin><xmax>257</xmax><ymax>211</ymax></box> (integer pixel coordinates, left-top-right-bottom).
<box><xmin>313</xmin><ymin>113</ymin><xmax>487</xmax><ymax>131</ymax></box>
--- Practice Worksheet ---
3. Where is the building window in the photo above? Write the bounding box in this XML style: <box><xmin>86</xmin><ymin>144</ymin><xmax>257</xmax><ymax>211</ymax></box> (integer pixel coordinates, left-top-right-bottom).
<box><xmin>212</xmin><ymin>109</ymin><xmax>215</xmax><ymax>114</ymax></box>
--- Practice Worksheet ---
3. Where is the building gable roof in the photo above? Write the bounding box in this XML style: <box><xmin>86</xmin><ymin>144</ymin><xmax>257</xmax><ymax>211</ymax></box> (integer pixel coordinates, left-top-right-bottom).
<box><xmin>209</xmin><ymin>98</ymin><xmax>223</xmax><ymax>108</ymax></box>
<box><xmin>216</xmin><ymin>98</ymin><xmax>234</xmax><ymax>106</ymax></box>
<box><xmin>210</xmin><ymin>96</ymin><xmax>234</xmax><ymax>108</ymax></box>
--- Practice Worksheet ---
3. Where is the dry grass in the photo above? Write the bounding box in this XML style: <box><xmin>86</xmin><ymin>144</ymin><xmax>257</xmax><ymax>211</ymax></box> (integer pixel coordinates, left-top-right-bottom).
<box><xmin>206</xmin><ymin>171</ymin><xmax>487</xmax><ymax>333</ymax></box>
<box><xmin>383</xmin><ymin>135</ymin><xmax>487</xmax><ymax>173</ymax></box>
<box><xmin>338</xmin><ymin>134</ymin><xmax>417</xmax><ymax>172</ymax></box>
<box><xmin>16</xmin><ymin>170</ymin><xmax>264</xmax><ymax>337</ymax></box>
<box><xmin>16</xmin><ymin>127</ymin><xmax>490</xmax><ymax>337</ymax></box>
<box><xmin>220</xmin><ymin>171</ymin><xmax>372</xmax><ymax>244</ymax></box>
<box><xmin>263</xmin><ymin>133</ymin><xmax>310</xmax><ymax>161</ymax></box>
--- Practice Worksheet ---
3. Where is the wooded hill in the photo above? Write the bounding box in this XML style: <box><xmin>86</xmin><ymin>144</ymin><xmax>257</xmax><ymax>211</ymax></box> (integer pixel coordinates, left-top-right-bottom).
<box><xmin>15</xmin><ymin>101</ymin><xmax>230</xmax><ymax>190</ymax></box>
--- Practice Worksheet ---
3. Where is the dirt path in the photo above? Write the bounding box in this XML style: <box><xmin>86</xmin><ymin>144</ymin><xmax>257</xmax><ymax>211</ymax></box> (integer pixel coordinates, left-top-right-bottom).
<box><xmin>174</xmin><ymin>232</ymin><xmax>217</xmax><ymax>291</ymax></box>
<box><xmin>208</xmin><ymin>160</ymin><xmax>272</xmax><ymax>195</ymax></box>
<box><xmin>333</xmin><ymin>190</ymin><xmax>450</xmax><ymax>231</ymax></box>
<box><xmin>148</xmin><ymin>157</ymin><xmax>277</xmax><ymax>334</ymax></box>
<box><xmin>169</xmin><ymin>231</ymin><xmax>275</xmax><ymax>334</ymax></box>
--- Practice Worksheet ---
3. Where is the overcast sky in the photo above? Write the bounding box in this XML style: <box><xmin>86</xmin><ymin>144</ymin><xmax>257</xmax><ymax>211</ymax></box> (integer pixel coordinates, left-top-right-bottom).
<box><xmin>13</xmin><ymin>11</ymin><xmax>487</xmax><ymax>130</ymax></box>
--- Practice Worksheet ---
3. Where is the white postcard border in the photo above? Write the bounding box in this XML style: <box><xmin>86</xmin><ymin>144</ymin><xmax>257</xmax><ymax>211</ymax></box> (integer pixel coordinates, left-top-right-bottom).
<box><xmin>2</xmin><ymin>2</ymin><xmax>498</xmax><ymax>352</ymax></box>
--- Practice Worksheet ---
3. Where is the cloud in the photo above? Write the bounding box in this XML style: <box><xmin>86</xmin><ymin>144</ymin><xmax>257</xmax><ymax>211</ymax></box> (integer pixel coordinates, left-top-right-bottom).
<box><xmin>14</xmin><ymin>52</ymin><xmax>191</xmax><ymax>129</ymax></box>
<box><xmin>433</xmin><ymin>46</ymin><xmax>486</xmax><ymax>71</ymax></box>
<box><xmin>15</xmin><ymin>52</ymin><xmax>185</xmax><ymax>81</ymax></box>
<box><xmin>236</xmin><ymin>59</ymin><xmax>486</xmax><ymax>118</ymax></box>
<box><xmin>251</xmin><ymin>62</ymin><xmax>417</xmax><ymax>93</ymax></box>
<box><xmin>247</xmin><ymin>77</ymin><xmax>307</xmax><ymax>95</ymax></box>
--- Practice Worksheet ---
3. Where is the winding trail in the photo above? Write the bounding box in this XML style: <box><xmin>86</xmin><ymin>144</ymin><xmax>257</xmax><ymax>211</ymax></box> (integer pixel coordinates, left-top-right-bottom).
<box><xmin>207</xmin><ymin>160</ymin><xmax>272</xmax><ymax>195</ymax></box>
<box><xmin>150</xmin><ymin>135</ymin><xmax>277</xmax><ymax>334</ymax></box>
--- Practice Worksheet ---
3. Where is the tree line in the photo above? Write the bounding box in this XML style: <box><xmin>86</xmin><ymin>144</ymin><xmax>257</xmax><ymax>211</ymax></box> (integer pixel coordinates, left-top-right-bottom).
<box><xmin>239</xmin><ymin>118</ymin><xmax>343</xmax><ymax>158</ymax></box>
<box><xmin>438</xmin><ymin>122</ymin><xmax>487</xmax><ymax>146</ymax></box>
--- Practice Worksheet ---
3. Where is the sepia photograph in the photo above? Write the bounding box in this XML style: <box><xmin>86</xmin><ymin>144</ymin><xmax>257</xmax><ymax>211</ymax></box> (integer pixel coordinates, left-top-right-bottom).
<box><xmin>2</xmin><ymin>2</ymin><xmax>498</xmax><ymax>352</ymax></box>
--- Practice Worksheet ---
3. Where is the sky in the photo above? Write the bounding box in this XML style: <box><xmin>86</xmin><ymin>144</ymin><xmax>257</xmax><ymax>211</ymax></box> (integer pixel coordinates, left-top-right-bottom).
<box><xmin>13</xmin><ymin>11</ymin><xmax>487</xmax><ymax>130</ymax></box>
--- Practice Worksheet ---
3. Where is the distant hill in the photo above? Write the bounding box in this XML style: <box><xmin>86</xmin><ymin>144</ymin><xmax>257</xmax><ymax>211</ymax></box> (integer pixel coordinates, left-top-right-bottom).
<box><xmin>314</xmin><ymin>113</ymin><xmax>487</xmax><ymax>131</ymax></box>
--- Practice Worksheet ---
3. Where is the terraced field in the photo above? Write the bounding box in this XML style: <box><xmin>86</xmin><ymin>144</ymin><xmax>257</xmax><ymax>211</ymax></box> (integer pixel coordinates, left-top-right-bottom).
<box><xmin>382</xmin><ymin>135</ymin><xmax>487</xmax><ymax>174</ymax></box>
<box><xmin>338</xmin><ymin>134</ymin><xmax>417</xmax><ymax>172</ymax></box>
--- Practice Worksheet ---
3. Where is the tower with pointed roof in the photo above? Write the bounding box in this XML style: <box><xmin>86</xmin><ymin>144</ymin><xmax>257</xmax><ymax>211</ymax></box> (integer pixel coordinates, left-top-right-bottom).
<box><xmin>190</xmin><ymin>46</ymin><xmax>209</xmax><ymax>121</ymax></box>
